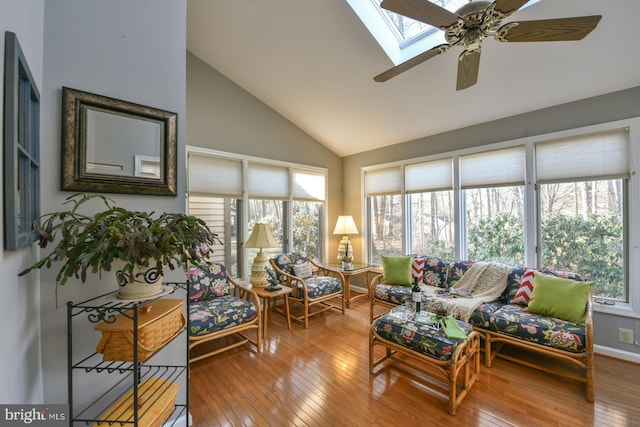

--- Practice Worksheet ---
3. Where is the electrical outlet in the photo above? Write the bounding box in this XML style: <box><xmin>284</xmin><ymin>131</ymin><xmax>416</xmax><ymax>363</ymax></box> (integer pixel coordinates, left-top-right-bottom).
<box><xmin>618</xmin><ymin>328</ymin><xmax>634</xmax><ymax>344</ymax></box>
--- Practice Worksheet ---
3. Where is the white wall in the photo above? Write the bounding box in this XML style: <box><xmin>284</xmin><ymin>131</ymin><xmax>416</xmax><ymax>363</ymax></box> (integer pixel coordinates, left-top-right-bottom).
<box><xmin>0</xmin><ymin>0</ymin><xmax>45</xmax><ymax>404</ymax></box>
<box><xmin>39</xmin><ymin>0</ymin><xmax>187</xmax><ymax>404</ymax></box>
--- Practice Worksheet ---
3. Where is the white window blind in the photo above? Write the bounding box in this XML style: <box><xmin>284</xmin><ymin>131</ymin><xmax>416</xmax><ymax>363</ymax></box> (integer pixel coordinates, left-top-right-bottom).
<box><xmin>293</xmin><ymin>169</ymin><xmax>325</xmax><ymax>201</ymax></box>
<box><xmin>188</xmin><ymin>154</ymin><xmax>242</xmax><ymax>197</ymax></box>
<box><xmin>460</xmin><ymin>146</ymin><xmax>525</xmax><ymax>188</ymax></box>
<box><xmin>405</xmin><ymin>158</ymin><xmax>453</xmax><ymax>193</ymax></box>
<box><xmin>248</xmin><ymin>162</ymin><xmax>289</xmax><ymax>198</ymax></box>
<box><xmin>536</xmin><ymin>129</ymin><xmax>630</xmax><ymax>182</ymax></box>
<box><xmin>365</xmin><ymin>166</ymin><xmax>402</xmax><ymax>196</ymax></box>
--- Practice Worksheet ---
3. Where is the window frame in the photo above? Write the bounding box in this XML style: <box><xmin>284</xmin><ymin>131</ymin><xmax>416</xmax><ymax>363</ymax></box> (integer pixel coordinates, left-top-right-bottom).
<box><xmin>186</xmin><ymin>147</ymin><xmax>328</xmax><ymax>279</ymax></box>
<box><xmin>3</xmin><ymin>31</ymin><xmax>40</xmax><ymax>251</ymax></box>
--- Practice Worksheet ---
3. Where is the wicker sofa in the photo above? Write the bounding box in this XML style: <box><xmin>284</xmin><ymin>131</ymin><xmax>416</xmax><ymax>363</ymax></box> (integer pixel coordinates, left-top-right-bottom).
<box><xmin>368</xmin><ymin>256</ymin><xmax>594</xmax><ymax>402</ymax></box>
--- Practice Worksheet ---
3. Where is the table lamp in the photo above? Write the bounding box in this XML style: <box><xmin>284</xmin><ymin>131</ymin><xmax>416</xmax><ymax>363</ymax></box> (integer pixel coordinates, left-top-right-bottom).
<box><xmin>244</xmin><ymin>223</ymin><xmax>279</xmax><ymax>287</ymax></box>
<box><xmin>333</xmin><ymin>215</ymin><xmax>359</xmax><ymax>264</ymax></box>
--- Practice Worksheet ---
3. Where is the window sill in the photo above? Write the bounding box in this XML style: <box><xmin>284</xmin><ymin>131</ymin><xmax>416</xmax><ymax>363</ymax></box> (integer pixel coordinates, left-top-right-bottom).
<box><xmin>592</xmin><ymin>301</ymin><xmax>640</xmax><ymax>319</ymax></box>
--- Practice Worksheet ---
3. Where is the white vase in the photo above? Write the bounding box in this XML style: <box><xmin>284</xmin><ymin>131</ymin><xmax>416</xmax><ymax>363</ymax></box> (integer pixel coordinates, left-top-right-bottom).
<box><xmin>113</xmin><ymin>258</ymin><xmax>164</xmax><ymax>300</ymax></box>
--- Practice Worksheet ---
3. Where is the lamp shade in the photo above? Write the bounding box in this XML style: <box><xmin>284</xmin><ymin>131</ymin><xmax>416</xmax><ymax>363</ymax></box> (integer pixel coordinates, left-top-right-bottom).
<box><xmin>245</xmin><ymin>223</ymin><xmax>279</xmax><ymax>249</ymax></box>
<box><xmin>333</xmin><ymin>215</ymin><xmax>358</xmax><ymax>235</ymax></box>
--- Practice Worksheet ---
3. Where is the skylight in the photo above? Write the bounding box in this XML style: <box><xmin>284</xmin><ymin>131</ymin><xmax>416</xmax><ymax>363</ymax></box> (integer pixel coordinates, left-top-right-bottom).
<box><xmin>347</xmin><ymin>0</ymin><xmax>539</xmax><ymax>65</ymax></box>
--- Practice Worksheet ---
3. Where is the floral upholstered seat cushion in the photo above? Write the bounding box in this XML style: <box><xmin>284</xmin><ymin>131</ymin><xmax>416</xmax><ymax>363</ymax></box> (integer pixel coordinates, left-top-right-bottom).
<box><xmin>274</xmin><ymin>252</ymin><xmax>343</xmax><ymax>299</ymax></box>
<box><xmin>470</xmin><ymin>303</ymin><xmax>586</xmax><ymax>353</ymax></box>
<box><xmin>187</xmin><ymin>263</ymin><xmax>230</xmax><ymax>302</ymax></box>
<box><xmin>189</xmin><ymin>295</ymin><xmax>258</xmax><ymax>337</ymax></box>
<box><xmin>294</xmin><ymin>276</ymin><xmax>342</xmax><ymax>299</ymax></box>
<box><xmin>372</xmin><ymin>283</ymin><xmax>413</xmax><ymax>305</ymax></box>
<box><xmin>467</xmin><ymin>300</ymin><xmax>503</xmax><ymax>326</ymax></box>
<box><xmin>373</xmin><ymin>312</ymin><xmax>474</xmax><ymax>361</ymax></box>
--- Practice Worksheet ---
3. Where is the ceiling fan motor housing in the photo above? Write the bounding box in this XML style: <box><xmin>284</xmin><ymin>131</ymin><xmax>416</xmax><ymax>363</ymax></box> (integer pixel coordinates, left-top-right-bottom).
<box><xmin>446</xmin><ymin>1</ymin><xmax>507</xmax><ymax>48</ymax></box>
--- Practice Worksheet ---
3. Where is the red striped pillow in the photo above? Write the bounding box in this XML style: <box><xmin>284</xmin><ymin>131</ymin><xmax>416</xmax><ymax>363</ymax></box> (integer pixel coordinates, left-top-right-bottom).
<box><xmin>412</xmin><ymin>256</ymin><xmax>426</xmax><ymax>283</ymax></box>
<box><xmin>512</xmin><ymin>269</ymin><xmax>536</xmax><ymax>305</ymax></box>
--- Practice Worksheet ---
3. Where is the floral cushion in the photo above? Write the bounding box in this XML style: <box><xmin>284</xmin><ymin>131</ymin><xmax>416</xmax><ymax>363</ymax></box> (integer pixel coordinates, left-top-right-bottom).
<box><xmin>446</xmin><ymin>260</ymin><xmax>475</xmax><ymax>287</ymax></box>
<box><xmin>424</xmin><ymin>256</ymin><xmax>449</xmax><ymax>288</ymax></box>
<box><xmin>273</xmin><ymin>252</ymin><xmax>311</xmax><ymax>276</ymax></box>
<box><xmin>469</xmin><ymin>303</ymin><xmax>586</xmax><ymax>353</ymax></box>
<box><xmin>467</xmin><ymin>300</ymin><xmax>504</xmax><ymax>326</ymax></box>
<box><xmin>189</xmin><ymin>295</ymin><xmax>258</xmax><ymax>337</ymax></box>
<box><xmin>373</xmin><ymin>312</ymin><xmax>474</xmax><ymax>361</ymax></box>
<box><xmin>187</xmin><ymin>263</ymin><xmax>229</xmax><ymax>302</ymax></box>
<box><xmin>372</xmin><ymin>283</ymin><xmax>413</xmax><ymax>305</ymax></box>
<box><xmin>293</xmin><ymin>276</ymin><xmax>342</xmax><ymax>299</ymax></box>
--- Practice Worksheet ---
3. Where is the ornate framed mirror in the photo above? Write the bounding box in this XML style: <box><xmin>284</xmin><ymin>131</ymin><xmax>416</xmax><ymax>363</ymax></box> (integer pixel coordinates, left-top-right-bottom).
<box><xmin>61</xmin><ymin>87</ymin><xmax>177</xmax><ymax>196</ymax></box>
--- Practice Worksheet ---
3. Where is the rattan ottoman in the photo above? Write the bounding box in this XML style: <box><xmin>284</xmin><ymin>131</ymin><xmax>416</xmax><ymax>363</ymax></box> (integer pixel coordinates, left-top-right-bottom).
<box><xmin>369</xmin><ymin>311</ymin><xmax>481</xmax><ymax>415</ymax></box>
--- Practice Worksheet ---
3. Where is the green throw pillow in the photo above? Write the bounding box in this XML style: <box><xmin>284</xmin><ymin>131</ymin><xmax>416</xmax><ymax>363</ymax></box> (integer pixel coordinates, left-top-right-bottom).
<box><xmin>525</xmin><ymin>272</ymin><xmax>595</xmax><ymax>325</ymax></box>
<box><xmin>382</xmin><ymin>255</ymin><xmax>413</xmax><ymax>286</ymax></box>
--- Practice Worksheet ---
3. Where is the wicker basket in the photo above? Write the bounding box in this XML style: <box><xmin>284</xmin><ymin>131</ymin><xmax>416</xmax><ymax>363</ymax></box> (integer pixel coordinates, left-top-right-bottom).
<box><xmin>95</xmin><ymin>299</ymin><xmax>185</xmax><ymax>362</ymax></box>
<box><xmin>92</xmin><ymin>377</ymin><xmax>179</xmax><ymax>427</ymax></box>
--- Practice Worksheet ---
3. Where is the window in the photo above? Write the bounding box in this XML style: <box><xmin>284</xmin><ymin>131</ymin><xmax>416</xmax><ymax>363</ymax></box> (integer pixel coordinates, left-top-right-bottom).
<box><xmin>186</xmin><ymin>149</ymin><xmax>327</xmax><ymax>278</ymax></box>
<box><xmin>368</xmin><ymin>194</ymin><xmax>404</xmax><ymax>263</ymax></box>
<box><xmin>536</xmin><ymin>130</ymin><xmax>629</xmax><ymax>302</ymax></box>
<box><xmin>363</xmin><ymin>123</ymin><xmax>635</xmax><ymax>310</ymax></box>
<box><xmin>406</xmin><ymin>158</ymin><xmax>454</xmax><ymax>259</ymax></box>
<box><xmin>3</xmin><ymin>31</ymin><xmax>40</xmax><ymax>251</ymax></box>
<box><xmin>365</xmin><ymin>166</ymin><xmax>403</xmax><ymax>264</ymax></box>
<box><xmin>292</xmin><ymin>201</ymin><xmax>322</xmax><ymax>259</ymax></box>
<box><xmin>248</xmin><ymin>199</ymin><xmax>284</xmax><ymax>268</ymax></box>
<box><xmin>460</xmin><ymin>147</ymin><xmax>526</xmax><ymax>266</ymax></box>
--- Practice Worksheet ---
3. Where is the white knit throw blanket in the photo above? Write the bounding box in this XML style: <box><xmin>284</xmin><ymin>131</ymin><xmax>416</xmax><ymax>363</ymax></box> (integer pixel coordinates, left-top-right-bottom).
<box><xmin>423</xmin><ymin>262</ymin><xmax>511</xmax><ymax>322</ymax></box>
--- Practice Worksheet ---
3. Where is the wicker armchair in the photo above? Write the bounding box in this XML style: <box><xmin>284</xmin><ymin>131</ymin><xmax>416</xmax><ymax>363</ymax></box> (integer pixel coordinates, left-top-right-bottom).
<box><xmin>187</xmin><ymin>263</ymin><xmax>262</xmax><ymax>363</ymax></box>
<box><xmin>269</xmin><ymin>252</ymin><xmax>345</xmax><ymax>328</ymax></box>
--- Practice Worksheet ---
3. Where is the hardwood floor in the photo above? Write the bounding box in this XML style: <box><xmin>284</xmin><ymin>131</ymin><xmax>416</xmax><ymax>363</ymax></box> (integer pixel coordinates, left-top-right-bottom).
<box><xmin>189</xmin><ymin>295</ymin><xmax>640</xmax><ymax>427</ymax></box>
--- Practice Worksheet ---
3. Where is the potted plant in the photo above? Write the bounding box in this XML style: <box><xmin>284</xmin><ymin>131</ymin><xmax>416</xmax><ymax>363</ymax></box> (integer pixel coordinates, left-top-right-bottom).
<box><xmin>19</xmin><ymin>193</ymin><xmax>222</xmax><ymax>299</ymax></box>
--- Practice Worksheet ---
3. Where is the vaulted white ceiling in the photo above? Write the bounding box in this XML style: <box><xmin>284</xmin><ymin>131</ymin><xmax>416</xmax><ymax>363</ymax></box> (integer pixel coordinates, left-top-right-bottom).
<box><xmin>187</xmin><ymin>0</ymin><xmax>640</xmax><ymax>157</ymax></box>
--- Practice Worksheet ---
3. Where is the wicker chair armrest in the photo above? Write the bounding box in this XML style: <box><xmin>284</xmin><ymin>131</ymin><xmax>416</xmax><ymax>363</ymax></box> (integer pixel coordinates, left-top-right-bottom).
<box><xmin>228</xmin><ymin>275</ymin><xmax>262</xmax><ymax>312</ymax></box>
<box><xmin>307</xmin><ymin>258</ymin><xmax>345</xmax><ymax>282</ymax></box>
<box><xmin>584</xmin><ymin>288</ymin><xmax>594</xmax><ymax>352</ymax></box>
<box><xmin>369</xmin><ymin>273</ymin><xmax>383</xmax><ymax>296</ymax></box>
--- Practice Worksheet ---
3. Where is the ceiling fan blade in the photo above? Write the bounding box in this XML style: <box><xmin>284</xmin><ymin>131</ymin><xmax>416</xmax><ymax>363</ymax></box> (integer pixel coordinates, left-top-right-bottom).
<box><xmin>496</xmin><ymin>15</ymin><xmax>602</xmax><ymax>42</ymax></box>
<box><xmin>456</xmin><ymin>50</ymin><xmax>481</xmax><ymax>91</ymax></box>
<box><xmin>374</xmin><ymin>44</ymin><xmax>449</xmax><ymax>82</ymax></box>
<box><xmin>492</xmin><ymin>0</ymin><xmax>531</xmax><ymax>16</ymax></box>
<box><xmin>380</xmin><ymin>0</ymin><xmax>460</xmax><ymax>28</ymax></box>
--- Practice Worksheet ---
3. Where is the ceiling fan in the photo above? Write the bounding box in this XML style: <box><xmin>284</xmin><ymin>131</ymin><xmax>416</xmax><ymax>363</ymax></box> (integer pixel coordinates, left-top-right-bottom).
<box><xmin>374</xmin><ymin>0</ymin><xmax>601</xmax><ymax>90</ymax></box>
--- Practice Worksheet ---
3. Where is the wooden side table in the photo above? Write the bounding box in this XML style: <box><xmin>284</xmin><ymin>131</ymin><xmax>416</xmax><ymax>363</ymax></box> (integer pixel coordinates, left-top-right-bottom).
<box><xmin>246</xmin><ymin>283</ymin><xmax>292</xmax><ymax>339</ymax></box>
<box><xmin>323</xmin><ymin>263</ymin><xmax>373</xmax><ymax>308</ymax></box>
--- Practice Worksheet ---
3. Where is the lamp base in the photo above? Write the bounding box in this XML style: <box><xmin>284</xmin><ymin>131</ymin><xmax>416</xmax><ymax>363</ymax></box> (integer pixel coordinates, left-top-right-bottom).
<box><xmin>250</xmin><ymin>250</ymin><xmax>270</xmax><ymax>287</ymax></box>
<box><xmin>337</xmin><ymin>236</ymin><xmax>353</xmax><ymax>262</ymax></box>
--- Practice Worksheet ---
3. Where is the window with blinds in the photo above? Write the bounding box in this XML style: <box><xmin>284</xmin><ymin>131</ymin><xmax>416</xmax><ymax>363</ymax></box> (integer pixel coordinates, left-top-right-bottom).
<box><xmin>186</xmin><ymin>149</ymin><xmax>327</xmax><ymax>274</ymax></box>
<box><xmin>536</xmin><ymin>129</ymin><xmax>629</xmax><ymax>182</ymax></box>
<box><xmin>363</xmin><ymin>123</ymin><xmax>634</xmax><ymax>304</ymax></box>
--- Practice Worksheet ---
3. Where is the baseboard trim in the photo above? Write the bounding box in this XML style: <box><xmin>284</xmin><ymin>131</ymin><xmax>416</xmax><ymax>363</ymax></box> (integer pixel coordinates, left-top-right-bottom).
<box><xmin>595</xmin><ymin>345</ymin><xmax>640</xmax><ymax>364</ymax></box>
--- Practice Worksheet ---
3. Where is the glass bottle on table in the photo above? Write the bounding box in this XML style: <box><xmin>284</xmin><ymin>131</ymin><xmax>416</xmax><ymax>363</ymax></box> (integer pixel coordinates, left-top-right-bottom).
<box><xmin>411</xmin><ymin>277</ymin><xmax>421</xmax><ymax>313</ymax></box>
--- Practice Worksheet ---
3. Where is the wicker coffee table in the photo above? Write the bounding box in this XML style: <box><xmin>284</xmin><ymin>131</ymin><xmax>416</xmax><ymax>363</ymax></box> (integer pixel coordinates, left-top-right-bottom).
<box><xmin>369</xmin><ymin>309</ymin><xmax>481</xmax><ymax>415</ymax></box>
